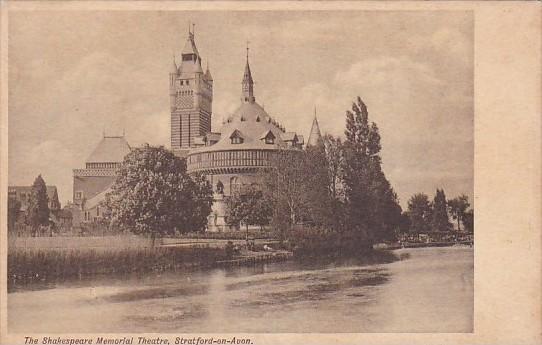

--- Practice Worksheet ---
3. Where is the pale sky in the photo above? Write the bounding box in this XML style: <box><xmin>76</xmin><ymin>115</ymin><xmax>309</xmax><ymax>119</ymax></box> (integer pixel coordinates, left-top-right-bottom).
<box><xmin>8</xmin><ymin>10</ymin><xmax>473</xmax><ymax>208</ymax></box>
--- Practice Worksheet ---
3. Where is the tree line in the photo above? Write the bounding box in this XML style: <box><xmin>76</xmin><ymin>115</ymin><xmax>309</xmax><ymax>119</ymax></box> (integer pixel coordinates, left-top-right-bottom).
<box><xmin>404</xmin><ymin>190</ymin><xmax>473</xmax><ymax>234</ymax></box>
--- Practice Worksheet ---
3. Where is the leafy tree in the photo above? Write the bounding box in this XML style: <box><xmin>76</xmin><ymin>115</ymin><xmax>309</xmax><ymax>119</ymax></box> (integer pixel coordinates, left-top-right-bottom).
<box><xmin>227</xmin><ymin>186</ymin><xmax>272</xmax><ymax>234</ymax></box>
<box><xmin>342</xmin><ymin>96</ymin><xmax>401</xmax><ymax>245</ymax></box>
<box><xmin>323</xmin><ymin>134</ymin><xmax>344</xmax><ymax>201</ymax></box>
<box><xmin>26</xmin><ymin>174</ymin><xmax>50</xmax><ymax>237</ymax></box>
<box><xmin>259</xmin><ymin>149</ymin><xmax>308</xmax><ymax>238</ymax></box>
<box><xmin>303</xmin><ymin>139</ymin><xmax>335</xmax><ymax>229</ymax></box>
<box><xmin>407</xmin><ymin>193</ymin><xmax>431</xmax><ymax>234</ymax></box>
<box><xmin>8</xmin><ymin>197</ymin><xmax>21</xmax><ymax>234</ymax></box>
<box><xmin>398</xmin><ymin>211</ymin><xmax>411</xmax><ymax>235</ymax></box>
<box><xmin>431</xmin><ymin>189</ymin><xmax>452</xmax><ymax>232</ymax></box>
<box><xmin>463</xmin><ymin>209</ymin><xmax>474</xmax><ymax>233</ymax></box>
<box><xmin>106</xmin><ymin>144</ymin><xmax>213</xmax><ymax>245</ymax></box>
<box><xmin>448</xmin><ymin>195</ymin><xmax>470</xmax><ymax>232</ymax></box>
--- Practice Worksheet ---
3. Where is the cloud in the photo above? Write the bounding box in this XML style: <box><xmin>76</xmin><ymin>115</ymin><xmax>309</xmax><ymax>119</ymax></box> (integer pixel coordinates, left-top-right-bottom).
<box><xmin>8</xmin><ymin>11</ymin><xmax>473</xmax><ymax>208</ymax></box>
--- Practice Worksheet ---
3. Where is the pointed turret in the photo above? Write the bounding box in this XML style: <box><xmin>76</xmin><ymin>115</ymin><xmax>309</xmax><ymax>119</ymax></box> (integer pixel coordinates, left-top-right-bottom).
<box><xmin>170</xmin><ymin>55</ymin><xmax>178</xmax><ymax>75</ymax></box>
<box><xmin>307</xmin><ymin>113</ymin><xmax>323</xmax><ymax>147</ymax></box>
<box><xmin>181</xmin><ymin>30</ymin><xmax>200</xmax><ymax>58</ymax></box>
<box><xmin>205</xmin><ymin>61</ymin><xmax>213</xmax><ymax>81</ymax></box>
<box><xmin>241</xmin><ymin>45</ymin><xmax>255</xmax><ymax>103</ymax></box>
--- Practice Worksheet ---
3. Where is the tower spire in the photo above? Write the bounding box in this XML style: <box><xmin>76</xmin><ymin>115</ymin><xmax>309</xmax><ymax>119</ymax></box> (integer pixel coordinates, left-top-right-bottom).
<box><xmin>307</xmin><ymin>109</ymin><xmax>323</xmax><ymax>147</ymax></box>
<box><xmin>241</xmin><ymin>41</ymin><xmax>255</xmax><ymax>103</ymax></box>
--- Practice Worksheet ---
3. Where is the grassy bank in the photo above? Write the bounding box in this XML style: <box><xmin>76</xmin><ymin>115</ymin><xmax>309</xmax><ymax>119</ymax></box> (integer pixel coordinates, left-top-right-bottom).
<box><xmin>8</xmin><ymin>245</ymin><xmax>227</xmax><ymax>290</ymax></box>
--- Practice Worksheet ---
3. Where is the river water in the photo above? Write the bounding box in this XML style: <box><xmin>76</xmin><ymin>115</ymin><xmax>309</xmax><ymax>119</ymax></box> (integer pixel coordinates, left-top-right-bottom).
<box><xmin>8</xmin><ymin>247</ymin><xmax>473</xmax><ymax>333</ymax></box>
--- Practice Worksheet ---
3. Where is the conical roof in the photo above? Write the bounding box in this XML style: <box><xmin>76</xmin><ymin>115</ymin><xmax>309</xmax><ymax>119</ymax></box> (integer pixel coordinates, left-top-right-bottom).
<box><xmin>307</xmin><ymin>116</ymin><xmax>322</xmax><ymax>146</ymax></box>
<box><xmin>205</xmin><ymin>64</ymin><xmax>213</xmax><ymax>80</ymax></box>
<box><xmin>86</xmin><ymin>136</ymin><xmax>131</xmax><ymax>163</ymax></box>
<box><xmin>181</xmin><ymin>32</ymin><xmax>200</xmax><ymax>57</ymax></box>
<box><xmin>242</xmin><ymin>59</ymin><xmax>253</xmax><ymax>85</ymax></box>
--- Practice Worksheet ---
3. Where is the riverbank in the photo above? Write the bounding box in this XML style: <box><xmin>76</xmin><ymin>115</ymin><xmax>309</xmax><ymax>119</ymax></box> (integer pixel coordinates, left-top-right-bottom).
<box><xmin>374</xmin><ymin>240</ymin><xmax>474</xmax><ymax>250</ymax></box>
<box><xmin>7</xmin><ymin>243</ymin><xmax>298</xmax><ymax>291</ymax></box>
<box><xmin>8</xmin><ymin>238</ymin><xmax>404</xmax><ymax>291</ymax></box>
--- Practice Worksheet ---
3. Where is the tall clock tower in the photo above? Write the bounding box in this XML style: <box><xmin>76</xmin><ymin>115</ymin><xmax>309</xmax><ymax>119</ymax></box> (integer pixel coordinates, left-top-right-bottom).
<box><xmin>170</xmin><ymin>28</ymin><xmax>213</xmax><ymax>157</ymax></box>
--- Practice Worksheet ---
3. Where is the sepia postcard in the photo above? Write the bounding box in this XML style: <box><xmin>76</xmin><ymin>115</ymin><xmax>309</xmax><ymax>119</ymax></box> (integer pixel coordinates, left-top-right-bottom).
<box><xmin>1</xmin><ymin>1</ymin><xmax>540</xmax><ymax>345</ymax></box>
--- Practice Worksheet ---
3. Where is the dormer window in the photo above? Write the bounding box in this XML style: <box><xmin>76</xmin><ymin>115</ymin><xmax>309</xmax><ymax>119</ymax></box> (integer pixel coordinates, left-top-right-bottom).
<box><xmin>260</xmin><ymin>130</ymin><xmax>276</xmax><ymax>145</ymax></box>
<box><xmin>230</xmin><ymin>130</ymin><xmax>244</xmax><ymax>144</ymax></box>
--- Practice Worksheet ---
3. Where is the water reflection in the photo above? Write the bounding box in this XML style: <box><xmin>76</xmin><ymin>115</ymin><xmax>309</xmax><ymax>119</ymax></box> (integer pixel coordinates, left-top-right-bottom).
<box><xmin>8</xmin><ymin>247</ymin><xmax>473</xmax><ymax>333</ymax></box>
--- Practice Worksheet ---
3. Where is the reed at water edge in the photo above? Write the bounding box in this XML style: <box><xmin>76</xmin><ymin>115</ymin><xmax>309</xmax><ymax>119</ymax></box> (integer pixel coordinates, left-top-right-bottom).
<box><xmin>8</xmin><ymin>245</ymin><xmax>228</xmax><ymax>289</ymax></box>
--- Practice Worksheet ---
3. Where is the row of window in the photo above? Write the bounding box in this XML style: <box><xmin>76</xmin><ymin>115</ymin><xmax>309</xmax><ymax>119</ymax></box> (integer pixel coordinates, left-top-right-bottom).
<box><xmin>188</xmin><ymin>150</ymin><xmax>273</xmax><ymax>169</ymax></box>
<box><xmin>177</xmin><ymin>90</ymin><xmax>194</xmax><ymax>96</ymax></box>
<box><xmin>86</xmin><ymin>163</ymin><xmax>120</xmax><ymax>169</ymax></box>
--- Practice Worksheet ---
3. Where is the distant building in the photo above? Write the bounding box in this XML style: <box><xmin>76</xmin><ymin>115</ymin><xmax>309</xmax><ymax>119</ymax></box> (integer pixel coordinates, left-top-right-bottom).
<box><xmin>8</xmin><ymin>185</ymin><xmax>61</xmax><ymax>230</ymax></box>
<box><xmin>8</xmin><ymin>185</ymin><xmax>61</xmax><ymax>214</ymax></box>
<box><xmin>307</xmin><ymin>115</ymin><xmax>323</xmax><ymax>147</ymax></box>
<box><xmin>72</xmin><ymin>134</ymin><xmax>131</xmax><ymax>224</ymax></box>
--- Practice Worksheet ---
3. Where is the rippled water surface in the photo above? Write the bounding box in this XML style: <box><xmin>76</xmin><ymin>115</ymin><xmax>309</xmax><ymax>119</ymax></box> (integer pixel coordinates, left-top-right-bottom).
<box><xmin>8</xmin><ymin>247</ymin><xmax>473</xmax><ymax>333</ymax></box>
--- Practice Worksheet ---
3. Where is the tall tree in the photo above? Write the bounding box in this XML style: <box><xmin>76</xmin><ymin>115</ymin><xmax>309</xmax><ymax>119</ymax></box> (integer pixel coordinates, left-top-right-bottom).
<box><xmin>8</xmin><ymin>197</ymin><xmax>21</xmax><ymax>234</ymax></box>
<box><xmin>431</xmin><ymin>189</ymin><xmax>452</xmax><ymax>232</ymax></box>
<box><xmin>260</xmin><ymin>149</ymin><xmax>307</xmax><ymax>235</ymax></box>
<box><xmin>26</xmin><ymin>175</ymin><xmax>50</xmax><ymax>237</ymax></box>
<box><xmin>303</xmin><ymin>139</ymin><xmax>335</xmax><ymax>229</ymax></box>
<box><xmin>448</xmin><ymin>195</ymin><xmax>470</xmax><ymax>232</ymax></box>
<box><xmin>106</xmin><ymin>144</ymin><xmax>213</xmax><ymax>245</ymax></box>
<box><xmin>407</xmin><ymin>193</ymin><xmax>431</xmax><ymax>234</ymax></box>
<box><xmin>342</xmin><ymin>96</ymin><xmax>400</xmax><ymax>244</ymax></box>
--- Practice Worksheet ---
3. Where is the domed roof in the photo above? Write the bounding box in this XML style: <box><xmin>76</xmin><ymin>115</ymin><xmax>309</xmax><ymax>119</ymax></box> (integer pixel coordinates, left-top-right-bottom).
<box><xmin>190</xmin><ymin>101</ymin><xmax>292</xmax><ymax>153</ymax></box>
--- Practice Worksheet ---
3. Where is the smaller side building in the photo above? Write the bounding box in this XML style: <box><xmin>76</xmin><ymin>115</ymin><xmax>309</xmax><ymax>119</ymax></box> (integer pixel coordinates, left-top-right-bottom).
<box><xmin>8</xmin><ymin>185</ymin><xmax>62</xmax><ymax>230</ymax></box>
<box><xmin>8</xmin><ymin>185</ymin><xmax>61</xmax><ymax>214</ymax></box>
<box><xmin>72</xmin><ymin>135</ymin><xmax>131</xmax><ymax>225</ymax></box>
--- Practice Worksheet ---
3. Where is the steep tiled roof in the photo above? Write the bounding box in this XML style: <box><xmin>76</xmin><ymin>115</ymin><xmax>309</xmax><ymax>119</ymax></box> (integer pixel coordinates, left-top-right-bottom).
<box><xmin>191</xmin><ymin>101</ymin><xmax>292</xmax><ymax>153</ymax></box>
<box><xmin>86</xmin><ymin>136</ymin><xmax>131</xmax><ymax>164</ymax></box>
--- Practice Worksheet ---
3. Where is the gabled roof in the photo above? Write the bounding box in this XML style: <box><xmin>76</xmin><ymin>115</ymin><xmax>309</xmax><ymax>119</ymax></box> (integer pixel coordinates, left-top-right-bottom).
<box><xmin>86</xmin><ymin>136</ymin><xmax>131</xmax><ymax>164</ymax></box>
<box><xmin>230</xmin><ymin>129</ymin><xmax>244</xmax><ymax>139</ymax></box>
<box><xmin>9</xmin><ymin>185</ymin><xmax>58</xmax><ymax>199</ymax></box>
<box><xmin>282</xmin><ymin>132</ymin><xmax>298</xmax><ymax>142</ymax></box>
<box><xmin>259</xmin><ymin>129</ymin><xmax>276</xmax><ymax>140</ymax></box>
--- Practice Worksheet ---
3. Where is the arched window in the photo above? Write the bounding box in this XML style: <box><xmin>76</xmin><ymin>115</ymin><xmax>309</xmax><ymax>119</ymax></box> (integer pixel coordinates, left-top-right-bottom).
<box><xmin>230</xmin><ymin>176</ymin><xmax>240</xmax><ymax>195</ymax></box>
<box><xmin>216</xmin><ymin>180</ymin><xmax>224</xmax><ymax>194</ymax></box>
